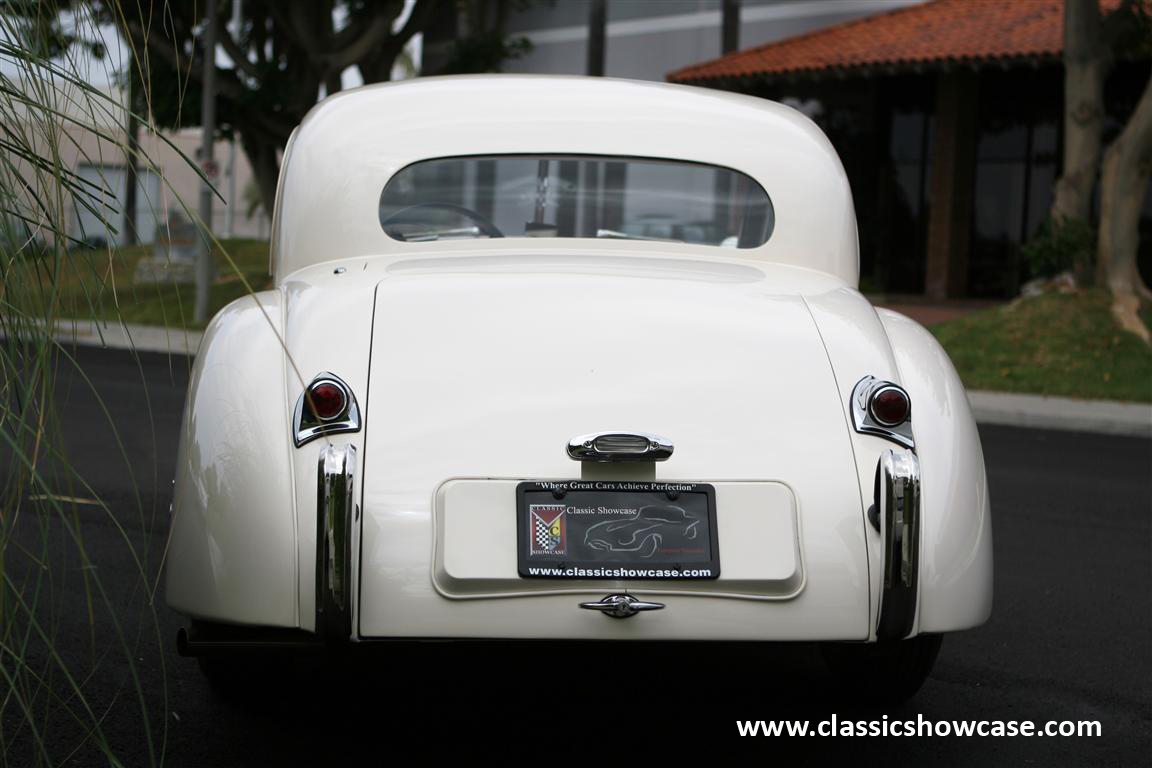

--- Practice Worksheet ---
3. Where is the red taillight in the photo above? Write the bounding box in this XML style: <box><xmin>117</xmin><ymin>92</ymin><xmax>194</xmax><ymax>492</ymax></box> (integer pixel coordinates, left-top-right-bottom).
<box><xmin>308</xmin><ymin>382</ymin><xmax>347</xmax><ymax>421</ymax></box>
<box><xmin>870</xmin><ymin>386</ymin><xmax>910</xmax><ymax>426</ymax></box>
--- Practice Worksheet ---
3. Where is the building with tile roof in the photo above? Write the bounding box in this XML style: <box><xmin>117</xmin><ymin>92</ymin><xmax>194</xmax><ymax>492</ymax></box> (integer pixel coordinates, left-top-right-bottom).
<box><xmin>672</xmin><ymin>0</ymin><xmax>1149</xmax><ymax>299</ymax></box>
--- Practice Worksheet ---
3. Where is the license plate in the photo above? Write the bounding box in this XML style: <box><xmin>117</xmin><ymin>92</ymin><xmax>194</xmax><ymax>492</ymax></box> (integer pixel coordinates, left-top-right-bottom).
<box><xmin>516</xmin><ymin>480</ymin><xmax>719</xmax><ymax>579</ymax></box>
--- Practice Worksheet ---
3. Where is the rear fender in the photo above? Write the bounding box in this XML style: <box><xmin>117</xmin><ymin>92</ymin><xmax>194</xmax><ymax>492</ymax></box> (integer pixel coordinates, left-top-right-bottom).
<box><xmin>166</xmin><ymin>292</ymin><xmax>299</xmax><ymax>627</ymax></box>
<box><xmin>878</xmin><ymin>309</ymin><xmax>993</xmax><ymax>632</ymax></box>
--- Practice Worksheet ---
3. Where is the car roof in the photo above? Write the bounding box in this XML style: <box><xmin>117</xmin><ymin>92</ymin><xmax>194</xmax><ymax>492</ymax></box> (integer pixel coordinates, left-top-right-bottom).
<box><xmin>273</xmin><ymin>75</ymin><xmax>857</xmax><ymax>285</ymax></box>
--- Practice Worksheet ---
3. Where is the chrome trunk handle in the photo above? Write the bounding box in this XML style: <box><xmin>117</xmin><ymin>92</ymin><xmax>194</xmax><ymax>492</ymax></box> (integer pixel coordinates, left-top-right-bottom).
<box><xmin>567</xmin><ymin>431</ymin><xmax>674</xmax><ymax>462</ymax></box>
<box><xmin>579</xmin><ymin>594</ymin><xmax>665</xmax><ymax>618</ymax></box>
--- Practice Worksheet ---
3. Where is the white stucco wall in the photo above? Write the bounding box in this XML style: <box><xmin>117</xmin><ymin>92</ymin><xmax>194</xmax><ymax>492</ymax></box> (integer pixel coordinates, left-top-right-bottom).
<box><xmin>4</xmin><ymin>77</ymin><xmax>270</xmax><ymax>247</ymax></box>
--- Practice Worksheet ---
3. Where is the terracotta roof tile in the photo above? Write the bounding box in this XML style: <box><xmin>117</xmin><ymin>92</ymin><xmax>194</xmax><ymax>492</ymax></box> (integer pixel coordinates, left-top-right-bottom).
<box><xmin>670</xmin><ymin>0</ymin><xmax>1121</xmax><ymax>84</ymax></box>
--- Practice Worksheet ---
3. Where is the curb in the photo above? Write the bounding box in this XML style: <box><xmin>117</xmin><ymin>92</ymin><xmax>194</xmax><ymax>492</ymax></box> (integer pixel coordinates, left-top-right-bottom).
<box><xmin>31</xmin><ymin>321</ymin><xmax>1152</xmax><ymax>439</ymax></box>
<box><xmin>968</xmin><ymin>391</ymin><xmax>1151</xmax><ymax>438</ymax></box>
<box><xmin>44</xmin><ymin>320</ymin><xmax>203</xmax><ymax>357</ymax></box>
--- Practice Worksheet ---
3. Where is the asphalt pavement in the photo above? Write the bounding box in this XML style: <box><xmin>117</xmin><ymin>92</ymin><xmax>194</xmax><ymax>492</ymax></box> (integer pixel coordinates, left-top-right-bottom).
<box><xmin>2</xmin><ymin>345</ymin><xmax>1149</xmax><ymax>765</ymax></box>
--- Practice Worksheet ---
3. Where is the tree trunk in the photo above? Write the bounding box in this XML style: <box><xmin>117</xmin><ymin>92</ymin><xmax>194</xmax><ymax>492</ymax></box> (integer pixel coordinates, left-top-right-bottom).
<box><xmin>241</xmin><ymin>132</ymin><xmax>280</xmax><ymax>227</ymax></box>
<box><xmin>1051</xmin><ymin>0</ymin><xmax>1104</xmax><ymax>225</ymax></box>
<box><xmin>1098</xmin><ymin>73</ymin><xmax>1152</xmax><ymax>344</ymax></box>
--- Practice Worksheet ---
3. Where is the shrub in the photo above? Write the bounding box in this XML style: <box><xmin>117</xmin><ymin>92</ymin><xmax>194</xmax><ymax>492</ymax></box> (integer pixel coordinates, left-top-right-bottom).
<box><xmin>1022</xmin><ymin>218</ymin><xmax>1096</xmax><ymax>282</ymax></box>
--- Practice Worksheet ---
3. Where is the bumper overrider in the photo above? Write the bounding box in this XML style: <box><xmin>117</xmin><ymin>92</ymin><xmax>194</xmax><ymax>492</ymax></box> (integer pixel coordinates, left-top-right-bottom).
<box><xmin>875</xmin><ymin>449</ymin><xmax>920</xmax><ymax>640</ymax></box>
<box><xmin>316</xmin><ymin>444</ymin><xmax>356</xmax><ymax>640</ymax></box>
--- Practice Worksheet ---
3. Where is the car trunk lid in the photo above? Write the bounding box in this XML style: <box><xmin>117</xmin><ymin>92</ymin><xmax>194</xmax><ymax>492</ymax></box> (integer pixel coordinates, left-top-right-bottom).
<box><xmin>357</xmin><ymin>260</ymin><xmax>870</xmax><ymax>639</ymax></box>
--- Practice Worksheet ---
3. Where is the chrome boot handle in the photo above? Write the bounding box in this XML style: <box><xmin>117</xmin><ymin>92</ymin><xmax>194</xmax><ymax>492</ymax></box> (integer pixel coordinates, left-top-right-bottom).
<box><xmin>567</xmin><ymin>431</ymin><xmax>674</xmax><ymax>462</ymax></box>
<box><xmin>579</xmin><ymin>594</ymin><xmax>665</xmax><ymax>618</ymax></box>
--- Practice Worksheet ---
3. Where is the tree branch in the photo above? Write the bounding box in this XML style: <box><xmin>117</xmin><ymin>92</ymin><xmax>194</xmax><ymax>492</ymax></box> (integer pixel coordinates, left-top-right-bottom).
<box><xmin>218</xmin><ymin>25</ymin><xmax>261</xmax><ymax>81</ymax></box>
<box><xmin>124</xmin><ymin>19</ymin><xmax>246</xmax><ymax>102</ymax></box>
<box><xmin>323</xmin><ymin>6</ymin><xmax>398</xmax><ymax>73</ymax></box>
<box><xmin>393</xmin><ymin>0</ymin><xmax>441</xmax><ymax>53</ymax></box>
<box><xmin>124</xmin><ymin>18</ymin><xmax>296</xmax><ymax>141</ymax></box>
<box><xmin>356</xmin><ymin>0</ymin><xmax>442</xmax><ymax>83</ymax></box>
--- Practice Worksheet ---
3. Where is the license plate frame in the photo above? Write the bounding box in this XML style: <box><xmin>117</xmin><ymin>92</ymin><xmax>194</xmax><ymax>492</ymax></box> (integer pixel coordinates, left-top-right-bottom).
<box><xmin>516</xmin><ymin>480</ymin><xmax>719</xmax><ymax>580</ymax></box>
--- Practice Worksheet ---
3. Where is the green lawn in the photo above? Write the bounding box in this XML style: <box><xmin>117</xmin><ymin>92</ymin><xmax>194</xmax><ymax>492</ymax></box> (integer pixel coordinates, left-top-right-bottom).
<box><xmin>931</xmin><ymin>289</ymin><xmax>1152</xmax><ymax>403</ymax></box>
<box><xmin>51</xmin><ymin>239</ymin><xmax>273</xmax><ymax>329</ymax></box>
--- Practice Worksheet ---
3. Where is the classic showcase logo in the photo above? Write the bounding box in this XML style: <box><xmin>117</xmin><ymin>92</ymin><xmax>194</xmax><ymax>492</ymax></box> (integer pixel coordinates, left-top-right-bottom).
<box><xmin>529</xmin><ymin>504</ymin><xmax>567</xmax><ymax>555</ymax></box>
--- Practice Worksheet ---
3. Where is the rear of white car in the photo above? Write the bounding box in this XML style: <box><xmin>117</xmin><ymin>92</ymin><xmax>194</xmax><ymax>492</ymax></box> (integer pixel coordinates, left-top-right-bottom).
<box><xmin>165</xmin><ymin>76</ymin><xmax>991</xmax><ymax>701</ymax></box>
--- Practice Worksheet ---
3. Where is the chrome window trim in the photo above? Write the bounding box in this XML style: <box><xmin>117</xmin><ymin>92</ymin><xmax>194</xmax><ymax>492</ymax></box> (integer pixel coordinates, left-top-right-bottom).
<box><xmin>851</xmin><ymin>376</ymin><xmax>914</xmax><ymax>450</ymax></box>
<box><xmin>876</xmin><ymin>449</ymin><xmax>921</xmax><ymax>640</ymax></box>
<box><xmin>567</xmin><ymin>431</ymin><xmax>674</xmax><ymax>462</ymax></box>
<box><xmin>293</xmin><ymin>372</ymin><xmax>361</xmax><ymax>447</ymax></box>
<box><xmin>317</xmin><ymin>443</ymin><xmax>356</xmax><ymax>640</ymax></box>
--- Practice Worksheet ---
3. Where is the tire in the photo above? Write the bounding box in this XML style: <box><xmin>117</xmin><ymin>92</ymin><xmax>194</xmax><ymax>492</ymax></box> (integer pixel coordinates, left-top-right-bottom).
<box><xmin>820</xmin><ymin>634</ymin><xmax>942</xmax><ymax>705</ymax></box>
<box><xmin>185</xmin><ymin>620</ymin><xmax>325</xmax><ymax>696</ymax></box>
<box><xmin>196</xmin><ymin>655</ymin><xmax>251</xmax><ymax>696</ymax></box>
<box><xmin>197</xmin><ymin>652</ymin><xmax>308</xmax><ymax>700</ymax></box>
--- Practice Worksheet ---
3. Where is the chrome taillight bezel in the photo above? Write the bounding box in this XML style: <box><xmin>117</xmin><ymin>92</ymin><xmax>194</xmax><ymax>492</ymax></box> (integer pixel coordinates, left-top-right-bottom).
<box><xmin>850</xmin><ymin>376</ymin><xmax>914</xmax><ymax>449</ymax></box>
<box><xmin>293</xmin><ymin>372</ymin><xmax>361</xmax><ymax>447</ymax></box>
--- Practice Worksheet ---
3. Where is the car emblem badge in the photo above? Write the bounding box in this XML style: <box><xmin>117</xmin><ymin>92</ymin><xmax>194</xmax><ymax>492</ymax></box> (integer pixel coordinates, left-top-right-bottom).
<box><xmin>529</xmin><ymin>504</ymin><xmax>567</xmax><ymax>555</ymax></box>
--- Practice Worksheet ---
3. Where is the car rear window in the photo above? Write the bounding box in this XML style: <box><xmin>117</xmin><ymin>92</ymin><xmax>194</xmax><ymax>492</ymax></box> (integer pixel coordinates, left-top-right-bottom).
<box><xmin>379</xmin><ymin>154</ymin><xmax>774</xmax><ymax>248</ymax></box>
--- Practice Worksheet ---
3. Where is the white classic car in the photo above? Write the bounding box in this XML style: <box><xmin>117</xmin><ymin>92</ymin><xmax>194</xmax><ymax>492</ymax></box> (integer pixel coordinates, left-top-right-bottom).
<box><xmin>168</xmin><ymin>76</ymin><xmax>992</xmax><ymax>701</ymax></box>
